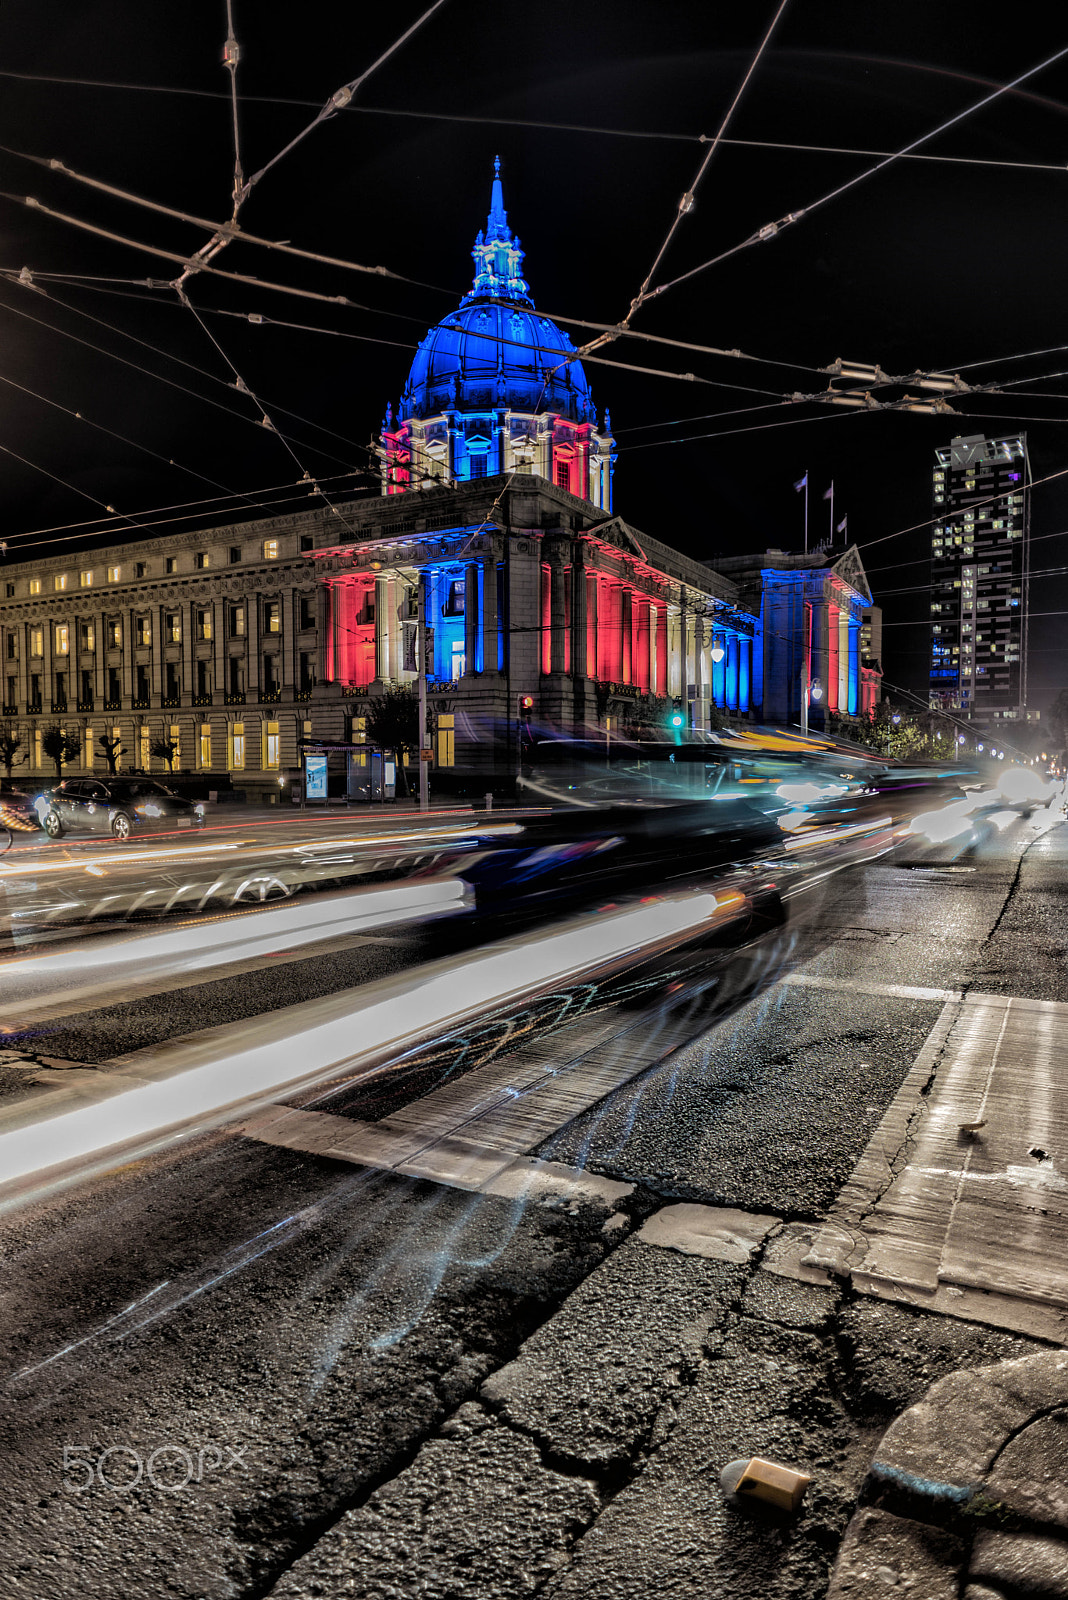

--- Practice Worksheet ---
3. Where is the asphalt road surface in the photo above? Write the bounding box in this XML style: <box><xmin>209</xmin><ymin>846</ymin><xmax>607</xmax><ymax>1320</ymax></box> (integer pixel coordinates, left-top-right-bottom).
<box><xmin>0</xmin><ymin>800</ymin><xmax>1065</xmax><ymax>1599</ymax></box>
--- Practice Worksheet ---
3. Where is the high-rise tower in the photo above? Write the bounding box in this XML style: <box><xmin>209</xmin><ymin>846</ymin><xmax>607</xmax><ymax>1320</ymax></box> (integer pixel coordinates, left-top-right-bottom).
<box><xmin>928</xmin><ymin>432</ymin><xmax>1030</xmax><ymax>722</ymax></box>
<box><xmin>378</xmin><ymin>160</ymin><xmax>615</xmax><ymax>508</ymax></box>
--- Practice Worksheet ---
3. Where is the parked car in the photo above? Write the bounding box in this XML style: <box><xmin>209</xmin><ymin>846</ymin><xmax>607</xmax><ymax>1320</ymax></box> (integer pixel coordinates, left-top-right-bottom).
<box><xmin>36</xmin><ymin>778</ymin><xmax>206</xmax><ymax>840</ymax></box>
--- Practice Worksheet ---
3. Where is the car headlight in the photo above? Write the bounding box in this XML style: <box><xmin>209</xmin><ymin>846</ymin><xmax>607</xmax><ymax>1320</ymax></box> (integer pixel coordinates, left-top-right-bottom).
<box><xmin>135</xmin><ymin>802</ymin><xmax>163</xmax><ymax>817</ymax></box>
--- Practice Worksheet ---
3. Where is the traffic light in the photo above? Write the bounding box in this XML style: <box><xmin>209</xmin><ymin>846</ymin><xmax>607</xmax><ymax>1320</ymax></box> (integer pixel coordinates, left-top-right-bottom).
<box><xmin>517</xmin><ymin>693</ymin><xmax>534</xmax><ymax>718</ymax></box>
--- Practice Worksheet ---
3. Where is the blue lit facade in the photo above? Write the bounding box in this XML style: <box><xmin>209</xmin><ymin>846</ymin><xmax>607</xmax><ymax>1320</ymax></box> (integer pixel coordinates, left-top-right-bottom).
<box><xmin>712</xmin><ymin>546</ymin><xmax>877</xmax><ymax>727</ymax></box>
<box><xmin>379</xmin><ymin>161</ymin><xmax>615</xmax><ymax>508</ymax></box>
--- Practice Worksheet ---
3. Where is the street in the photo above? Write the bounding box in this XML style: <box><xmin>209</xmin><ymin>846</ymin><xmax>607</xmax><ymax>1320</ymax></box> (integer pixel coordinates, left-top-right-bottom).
<box><xmin>0</xmin><ymin>798</ymin><xmax>1065</xmax><ymax>1598</ymax></box>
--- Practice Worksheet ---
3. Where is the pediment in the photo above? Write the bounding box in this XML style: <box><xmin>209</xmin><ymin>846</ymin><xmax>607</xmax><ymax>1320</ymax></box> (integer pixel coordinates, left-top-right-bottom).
<box><xmin>830</xmin><ymin>544</ymin><xmax>872</xmax><ymax>604</ymax></box>
<box><xmin>590</xmin><ymin>516</ymin><xmax>648</xmax><ymax>560</ymax></box>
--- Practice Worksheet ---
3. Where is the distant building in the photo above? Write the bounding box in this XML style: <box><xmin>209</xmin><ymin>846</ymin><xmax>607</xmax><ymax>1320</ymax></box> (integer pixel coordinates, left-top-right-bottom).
<box><xmin>928</xmin><ymin>433</ymin><xmax>1030</xmax><ymax>724</ymax></box>
<box><xmin>711</xmin><ymin>546</ymin><xmax>879</xmax><ymax>727</ymax></box>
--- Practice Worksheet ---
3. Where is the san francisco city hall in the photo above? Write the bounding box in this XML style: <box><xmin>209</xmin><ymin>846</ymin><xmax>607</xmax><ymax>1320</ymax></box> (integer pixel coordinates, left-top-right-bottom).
<box><xmin>0</xmin><ymin>165</ymin><xmax>875</xmax><ymax>799</ymax></box>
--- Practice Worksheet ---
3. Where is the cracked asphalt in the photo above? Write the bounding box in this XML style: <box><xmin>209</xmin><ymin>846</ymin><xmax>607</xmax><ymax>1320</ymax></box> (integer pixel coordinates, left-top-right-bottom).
<box><xmin>0</xmin><ymin>811</ymin><xmax>1065</xmax><ymax>1599</ymax></box>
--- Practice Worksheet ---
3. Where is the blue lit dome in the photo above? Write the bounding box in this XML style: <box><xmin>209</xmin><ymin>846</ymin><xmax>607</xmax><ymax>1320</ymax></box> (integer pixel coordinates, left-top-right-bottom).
<box><xmin>401</xmin><ymin>161</ymin><xmax>594</xmax><ymax>425</ymax></box>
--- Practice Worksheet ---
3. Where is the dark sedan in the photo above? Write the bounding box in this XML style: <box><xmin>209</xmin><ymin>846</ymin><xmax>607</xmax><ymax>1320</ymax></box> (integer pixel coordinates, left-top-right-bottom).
<box><xmin>37</xmin><ymin>778</ymin><xmax>206</xmax><ymax>840</ymax></box>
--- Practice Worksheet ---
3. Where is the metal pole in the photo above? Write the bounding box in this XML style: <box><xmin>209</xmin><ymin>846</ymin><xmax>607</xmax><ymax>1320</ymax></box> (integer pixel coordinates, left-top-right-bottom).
<box><xmin>417</xmin><ymin>583</ymin><xmax>429</xmax><ymax>812</ymax></box>
<box><xmin>801</xmin><ymin>598</ymin><xmax>811</xmax><ymax>737</ymax></box>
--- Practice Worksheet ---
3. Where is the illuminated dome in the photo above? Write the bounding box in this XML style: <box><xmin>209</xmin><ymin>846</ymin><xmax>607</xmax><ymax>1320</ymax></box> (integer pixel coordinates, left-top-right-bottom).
<box><xmin>380</xmin><ymin>161</ymin><xmax>614</xmax><ymax>509</ymax></box>
<box><xmin>402</xmin><ymin>162</ymin><xmax>594</xmax><ymax>424</ymax></box>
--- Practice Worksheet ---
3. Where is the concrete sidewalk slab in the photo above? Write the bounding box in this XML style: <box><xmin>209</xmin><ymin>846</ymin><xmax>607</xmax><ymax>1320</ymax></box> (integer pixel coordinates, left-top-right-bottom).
<box><xmin>828</xmin><ymin>1349</ymin><xmax>1068</xmax><ymax>1598</ymax></box>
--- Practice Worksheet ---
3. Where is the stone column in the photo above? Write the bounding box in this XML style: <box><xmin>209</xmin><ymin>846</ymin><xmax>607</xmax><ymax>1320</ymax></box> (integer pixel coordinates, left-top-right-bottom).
<box><xmin>121</xmin><ymin>607</ymin><xmax>135</xmax><ymax>702</ymax></box>
<box><xmin>549</xmin><ymin>554</ymin><xmax>567</xmax><ymax>675</ymax></box>
<box><xmin>386</xmin><ymin>577</ymin><xmax>400</xmax><ymax>685</ymax></box>
<box><xmin>374</xmin><ymin>575</ymin><xmax>390</xmax><ymax>682</ymax></box>
<box><xmin>587</xmin><ymin>572</ymin><xmax>599</xmax><ymax>680</ymax></box>
<box><xmin>17</xmin><ymin>622</ymin><xmax>29</xmax><ymax>711</ymax></box>
<box><xmin>212</xmin><ymin>598</ymin><xmax>226</xmax><ymax>702</ymax></box>
<box><xmin>848</xmin><ymin>618</ymin><xmax>861</xmax><ymax>716</ymax></box>
<box><xmin>181</xmin><ymin>600</ymin><xmax>194</xmax><ymax>698</ymax></box>
<box><xmin>464</xmin><ymin>561</ymin><xmax>479</xmax><ymax>677</ymax></box>
<box><xmin>247</xmin><ymin>593</ymin><xmax>261</xmax><ymax>697</ymax></box>
<box><xmin>571</xmin><ymin>552</ymin><xmax>588</xmax><ymax>681</ymax></box>
<box><xmin>726</xmin><ymin>632</ymin><xmax>739</xmax><ymax>711</ymax></box>
<box><xmin>481</xmin><ymin>551</ymin><xmax>499</xmax><ymax>675</ymax></box>
<box><xmin>94</xmin><ymin>609</ymin><xmax>106</xmax><ymax>706</ymax></box>
<box><xmin>839</xmin><ymin>608</ymin><xmax>850</xmax><ymax>712</ymax></box>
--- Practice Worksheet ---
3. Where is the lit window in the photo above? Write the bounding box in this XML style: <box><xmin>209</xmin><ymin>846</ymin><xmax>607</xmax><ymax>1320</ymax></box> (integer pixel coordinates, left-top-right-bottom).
<box><xmin>30</xmin><ymin>627</ymin><xmax>44</xmax><ymax>656</ymax></box>
<box><xmin>264</xmin><ymin>721</ymin><xmax>280</xmax><ymax>770</ymax></box>
<box><xmin>108</xmin><ymin>620</ymin><xmax>122</xmax><ymax>649</ymax></box>
<box><xmin>80</xmin><ymin>570</ymin><xmax>93</xmax><ymax>588</ymax></box>
<box><xmin>137</xmin><ymin>617</ymin><xmax>151</xmax><ymax>647</ymax></box>
<box><xmin>55</xmin><ymin>625</ymin><xmax>70</xmax><ymax>655</ymax></box>
<box><xmin>195</xmin><ymin>552</ymin><xmax>210</xmax><ymax>569</ymax></box>
<box><xmin>166</xmin><ymin>557</ymin><xmax>178</xmax><ymax>575</ymax></box>
<box><xmin>107</xmin><ymin>566</ymin><xmax>121</xmax><ymax>583</ymax></box>
<box><xmin>437</xmin><ymin>712</ymin><xmax>455</xmax><ymax>767</ymax></box>
<box><xmin>139</xmin><ymin>726</ymin><xmax>150</xmax><ymax>769</ymax></box>
<box><xmin>53</xmin><ymin>573</ymin><xmax>68</xmax><ymax>592</ymax></box>
<box><xmin>169</xmin><ymin>724</ymin><xmax>181</xmax><ymax>768</ymax></box>
<box><xmin>29</xmin><ymin>578</ymin><xmax>42</xmax><ymax>596</ymax></box>
<box><xmin>82</xmin><ymin>622</ymin><xmax>95</xmax><ymax>652</ymax></box>
<box><xmin>166</xmin><ymin>613</ymin><xmax>181</xmax><ymax>644</ymax></box>
<box><xmin>196</xmin><ymin>608</ymin><xmax>212</xmax><ymax>641</ymax></box>
<box><xmin>230</xmin><ymin>605</ymin><xmax>245</xmax><ymax>637</ymax></box>
<box><xmin>199</xmin><ymin>725</ymin><xmax>211</xmax><ymax>769</ymax></box>
<box><xmin>264</xmin><ymin>600</ymin><xmax>281</xmax><ymax>634</ymax></box>
<box><xmin>263</xmin><ymin>540</ymin><xmax>279</xmax><ymax>561</ymax></box>
<box><xmin>230</xmin><ymin>722</ymin><xmax>245</xmax><ymax>770</ymax></box>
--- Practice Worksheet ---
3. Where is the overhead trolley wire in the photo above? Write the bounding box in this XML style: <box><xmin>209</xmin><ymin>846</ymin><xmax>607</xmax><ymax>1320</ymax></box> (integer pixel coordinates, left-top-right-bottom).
<box><xmin>4</xmin><ymin>70</ymin><xmax>1067</xmax><ymax>174</ymax></box>
<box><xmin>0</xmin><ymin>279</ymin><xmax>371</xmax><ymax>474</ymax></box>
<box><xmin>644</xmin><ymin>41</ymin><xmax>1068</xmax><ymax>306</ymax></box>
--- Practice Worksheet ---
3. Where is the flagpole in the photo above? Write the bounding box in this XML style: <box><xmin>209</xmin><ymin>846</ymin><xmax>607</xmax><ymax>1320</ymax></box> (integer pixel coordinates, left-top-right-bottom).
<box><xmin>829</xmin><ymin>480</ymin><xmax>834</xmax><ymax>545</ymax></box>
<box><xmin>804</xmin><ymin>474</ymin><xmax>809</xmax><ymax>555</ymax></box>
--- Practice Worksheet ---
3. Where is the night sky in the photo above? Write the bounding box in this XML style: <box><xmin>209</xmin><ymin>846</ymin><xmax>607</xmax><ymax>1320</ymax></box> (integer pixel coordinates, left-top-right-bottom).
<box><xmin>2</xmin><ymin>1</ymin><xmax>1068</xmax><ymax>715</ymax></box>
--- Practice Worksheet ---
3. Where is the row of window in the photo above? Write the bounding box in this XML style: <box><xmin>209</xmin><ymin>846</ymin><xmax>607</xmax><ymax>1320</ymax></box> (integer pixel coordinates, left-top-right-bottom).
<box><xmin>7</xmin><ymin>651</ymin><xmax>317</xmax><ymax>707</ymax></box>
<box><xmin>4</xmin><ymin>539</ymin><xmax>302</xmax><ymax>599</ymax></box>
<box><xmin>6</xmin><ymin>598</ymin><xmax>317</xmax><ymax>658</ymax></box>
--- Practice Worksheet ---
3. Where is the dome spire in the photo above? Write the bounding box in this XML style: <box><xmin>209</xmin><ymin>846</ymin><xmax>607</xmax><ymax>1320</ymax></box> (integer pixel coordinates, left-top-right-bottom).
<box><xmin>466</xmin><ymin>156</ymin><xmax>531</xmax><ymax>306</ymax></box>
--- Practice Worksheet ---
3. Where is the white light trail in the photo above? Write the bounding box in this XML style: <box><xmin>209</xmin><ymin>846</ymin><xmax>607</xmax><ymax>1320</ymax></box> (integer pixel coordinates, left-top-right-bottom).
<box><xmin>0</xmin><ymin>892</ymin><xmax>729</xmax><ymax>1204</ymax></box>
<box><xmin>0</xmin><ymin>879</ymin><xmax>467</xmax><ymax>1003</ymax></box>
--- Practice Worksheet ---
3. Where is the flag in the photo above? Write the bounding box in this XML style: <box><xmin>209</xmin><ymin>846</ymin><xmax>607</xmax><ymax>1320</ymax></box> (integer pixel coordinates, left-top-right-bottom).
<box><xmin>793</xmin><ymin>472</ymin><xmax>808</xmax><ymax>492</ymax></box>
<box><xmin>837</xmin><ymin>515</ymin><xmax>848</xmax><ymax>534</ymax></box>
<box><xmin>822</xmin><ymin>484</ymin><xmax>834</xmax><ymax>501</ymax></box>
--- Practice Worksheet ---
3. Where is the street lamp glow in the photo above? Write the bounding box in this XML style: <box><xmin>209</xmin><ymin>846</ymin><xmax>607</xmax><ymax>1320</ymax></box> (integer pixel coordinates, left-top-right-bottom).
<box><xmin>710</xmin><ymin>642</ymin><xmax>725</xmax><ymax>663</ymax></box>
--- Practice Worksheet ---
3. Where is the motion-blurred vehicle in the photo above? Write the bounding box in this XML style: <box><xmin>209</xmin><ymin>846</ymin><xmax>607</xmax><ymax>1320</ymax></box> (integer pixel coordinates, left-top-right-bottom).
<box><xmin>449</xmin><ymin>798</ymin><xmax>786</xmax><ymax>928</ymax></box>
<box><xmin>36</xmin><ymin>778</ymin><xmax>206</xmax><ymax>840</ymax></box>
<box><xmin>0</xmin><ymin>780</ymin><xmax>44</xmax><ymax>848</ymax></box>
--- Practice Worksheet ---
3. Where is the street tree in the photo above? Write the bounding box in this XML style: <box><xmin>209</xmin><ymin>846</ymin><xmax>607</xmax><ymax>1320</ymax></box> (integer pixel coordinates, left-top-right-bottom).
<box><xmin>364</xmin><ymin>686</ymin><xmax>418</xmax><ymax>797</ymax></box>
<box><xmin>97</xmin><ymin>732</ymin><xmax>125</xmax><ymax>775</ymax></box>
<box><xmin>0</xmin><ymin>722</ymin><xmax>25</xmax><ymax>780</ymax></box>
<box><xmin>40</xmin><ymin>725</ymin><xmax>82</xmax><ymax>781</ymax></box>
<box><xmin>149</xmin><ymin>735</ymin><xmax>179</xmax><ymax>773</ymax></box>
